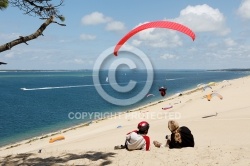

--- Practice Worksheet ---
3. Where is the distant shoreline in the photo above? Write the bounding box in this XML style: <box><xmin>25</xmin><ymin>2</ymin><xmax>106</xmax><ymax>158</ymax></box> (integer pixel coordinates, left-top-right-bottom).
<box><xmin>0</xmin><ymin>68</ymin><xmax>250</xmax><ymax>72</ymax></box>
<box><xmin>207</xmin><ymin>68</ymin><xmax>250</xmax><ymax>72</ymax></box>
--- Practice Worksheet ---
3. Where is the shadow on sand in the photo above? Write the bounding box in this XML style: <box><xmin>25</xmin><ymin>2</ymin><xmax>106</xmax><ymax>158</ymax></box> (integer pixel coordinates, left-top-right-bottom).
<box><xmin>0</xmin><ymin>151</ymin><xmax>116</xmax><ymax>166</ymax></box>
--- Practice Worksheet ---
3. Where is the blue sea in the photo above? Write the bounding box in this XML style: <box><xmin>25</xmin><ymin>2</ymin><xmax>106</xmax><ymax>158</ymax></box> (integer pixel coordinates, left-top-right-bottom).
<box><xmin>0</xmin><ymin>70</ymin><xmax>249</xmax><ymax>147</ymax></box>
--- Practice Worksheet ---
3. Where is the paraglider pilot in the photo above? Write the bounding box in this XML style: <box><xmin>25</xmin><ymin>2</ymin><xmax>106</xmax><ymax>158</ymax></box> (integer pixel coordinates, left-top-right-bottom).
<box><xmin>159</xmin><ymin>86</ymin><xmax>167</xmax><ymax>97</ymax></box>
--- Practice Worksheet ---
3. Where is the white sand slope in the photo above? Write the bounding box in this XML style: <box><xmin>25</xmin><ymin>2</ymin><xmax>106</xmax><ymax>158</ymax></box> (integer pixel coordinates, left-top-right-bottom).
<box><xmin>0</xmin><ymin>76</ymin><xmax>250</xmax><ymax>166</ymax></box>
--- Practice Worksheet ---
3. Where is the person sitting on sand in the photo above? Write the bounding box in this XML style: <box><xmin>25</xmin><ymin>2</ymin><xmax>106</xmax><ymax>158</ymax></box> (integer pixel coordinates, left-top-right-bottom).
<box><xmin>153</xmin><ymin>120</ymin><xmax>194</xmax><ymax>149</ymax></box>
<box><xmin>114</xmin><ymin>121</ymin><xmax>150</xmax><ymax>151</ymax></box>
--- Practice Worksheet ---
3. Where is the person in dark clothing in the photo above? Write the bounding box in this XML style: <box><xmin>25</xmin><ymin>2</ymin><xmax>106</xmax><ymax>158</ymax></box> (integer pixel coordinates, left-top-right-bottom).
<box><xmin>159</xmin><ymin>86</ymin><xmax>167</xmax><ymax>97</ymax></box>
<box><xmin>153</xmin><ymin>120</ymin><xmax>194</xmax><ymax>149</ymax></box>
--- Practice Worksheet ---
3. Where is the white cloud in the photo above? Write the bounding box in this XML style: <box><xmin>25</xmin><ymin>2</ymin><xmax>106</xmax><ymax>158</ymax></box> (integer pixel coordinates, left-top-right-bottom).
<box><xmin>135</xmin><ymin>27</ymin><xmax>160</xmax><ymax>41</ymax></box>
<box><xmin>74</xmin><ymin>58</ymin><xmax>85</xmax><ymax>64</ymax></box>
<box><xmin>131</xmin><ymin>39</ymin><xmax>142</xmax><ymax>46</ymax></box>
<box><xmin>160</xmin><ymin>53</ymin><xmax>179</xmax><ymax>60</ymax></box>
<box><xmin>130</xmin><ymin>24</ymin><xmax>183</xmax><ymax>48</ymax></box>
<box><xmin>81</xmin><ymin>12</ymin><xmax>112</xmax><ymax>25</ymax></box>
<box><xmin>4</xmin><ymin>52</ymin><xmax>15</xmax><ymax>58</ymax></box>
<box><xmin>81</xmin><ymin>12</ymin><xmax>126</xmax><ymax>34</ymax></box>
<box><xmin>237</xmin><ymin>0</ymin><xmax>250</xmax><ymax>19</ymax></box>
<box><xmin>174</xmin><ymin>4</ymin><xmax>230</xmax><ymax>36</ymax></box>
<box><xmin>105</xmin><ymin>21</ymin><xmax>125</xmax><ymax>32</ymax></box>
<box><xmin>207</xmin><ymin>42</ymin><xmax>218</xmax><ymax>48</ymax></box>
<box><xmin>224</xmin><ymin>38</ymin><xmax>237</xmax><ymax>46</ymax></box>
<box><xmin>128</xmin><ymin>4</ymin><xmax>230</xmax><ymax>50</ymax></box>
<box><xmin>3</xmin><ymin>49</ymin><xmax>24</xmax><ymax>59</ymax></box>
<box><xmin>59</xmin><ymin>39</ymin><xmax>72</xmax><ymax>43</ymax></box>
<box><xmin>80</xmin><ymin>34</ymin><xmax>96</xmax><ymax>40</ymax></box>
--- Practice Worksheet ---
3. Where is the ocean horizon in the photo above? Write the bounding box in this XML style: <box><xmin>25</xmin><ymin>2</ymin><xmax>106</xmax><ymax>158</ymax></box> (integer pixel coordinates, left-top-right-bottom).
<box><xmin>0</xmin><ymin>69</ymin><xmax>249</xmax><ymax>147</ymax></box>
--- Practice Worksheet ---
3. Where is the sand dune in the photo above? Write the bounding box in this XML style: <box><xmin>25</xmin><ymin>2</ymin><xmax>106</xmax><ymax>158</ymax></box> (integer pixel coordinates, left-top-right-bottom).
<box><xmin>1</xmin><ymin>76</ymin><xmax>250</xmax><ymax>166</ymax></box>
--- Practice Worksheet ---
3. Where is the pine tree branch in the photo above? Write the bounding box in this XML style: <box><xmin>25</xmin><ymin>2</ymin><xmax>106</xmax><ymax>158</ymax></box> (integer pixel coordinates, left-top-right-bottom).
<box><xmin>0</xmin><ymin>16</ymin><xmax>64</xmax><ymax>53</ymax></box>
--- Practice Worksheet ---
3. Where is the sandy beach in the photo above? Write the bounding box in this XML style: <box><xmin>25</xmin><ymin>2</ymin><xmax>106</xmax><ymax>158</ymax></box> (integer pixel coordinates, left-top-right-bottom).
<box><xmin>1</xmin><ymin>75</ymin><xmax>250</xmax><ymax>166</ymax></box>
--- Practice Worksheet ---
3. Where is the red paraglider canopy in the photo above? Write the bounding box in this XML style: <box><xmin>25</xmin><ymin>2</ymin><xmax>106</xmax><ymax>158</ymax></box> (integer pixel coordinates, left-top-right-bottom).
<box><xmin>114</xmin><ymin>20</ymin><xmax>196</xmax><ymax>56</ymax></box>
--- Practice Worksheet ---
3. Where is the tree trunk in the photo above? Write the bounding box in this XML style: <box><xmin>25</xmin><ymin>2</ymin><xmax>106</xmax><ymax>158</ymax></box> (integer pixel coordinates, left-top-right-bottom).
<box><xmin>0</xmin><ymin>16</ymin><xmax>54</xmax><ymax>53</ymax></box>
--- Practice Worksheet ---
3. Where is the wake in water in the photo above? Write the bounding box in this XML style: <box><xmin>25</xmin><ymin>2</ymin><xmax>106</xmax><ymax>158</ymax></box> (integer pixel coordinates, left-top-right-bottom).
<box><xmin>20</xmin><ymin>80</ymin><xmax>155</xmax><ymax>91</ymax></box>
<box><xmin>166</xmin><ymin>77</ymin><xmax>185</xmax><ymax>81</ymax></box>
<box><xmin>20</xmin><ymin>84</ymin><xmax>103</xmax><ymax>91</ymax></box>
<box><xmin>20</xmin><ymin>77</ymin><xmax>183</xmax><ymax>91</ymax></box>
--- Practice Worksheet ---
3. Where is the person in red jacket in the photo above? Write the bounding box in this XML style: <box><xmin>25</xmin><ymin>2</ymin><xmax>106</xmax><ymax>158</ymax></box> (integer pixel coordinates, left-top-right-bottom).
<box><xmin>114</xmin><ymin>121</ymin><xmax>150</xmax><ymax>151</ymax></box>
<box><xmin>153</xmin><ymin>120</ymin><xmax>194</xmax><ymax>149</ymax></box>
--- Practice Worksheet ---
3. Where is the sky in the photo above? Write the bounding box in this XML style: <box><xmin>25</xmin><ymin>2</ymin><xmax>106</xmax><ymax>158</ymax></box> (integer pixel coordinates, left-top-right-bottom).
<box><xmin>1</xmin><ymin>0</ymin><xmax>250</xmax><ymax>70</ymax></box>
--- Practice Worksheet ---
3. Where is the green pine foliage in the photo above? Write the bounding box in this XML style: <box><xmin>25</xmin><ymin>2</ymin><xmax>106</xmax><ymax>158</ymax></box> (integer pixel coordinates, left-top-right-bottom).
<box><xmin>0</xmin><ymin>0</ymin><xmax>8</xmax><ymax>10</ymax></box>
